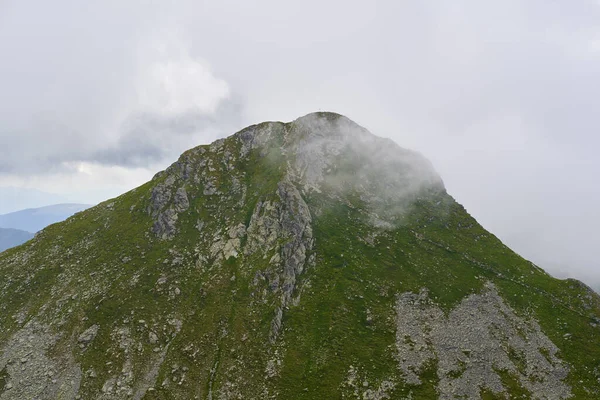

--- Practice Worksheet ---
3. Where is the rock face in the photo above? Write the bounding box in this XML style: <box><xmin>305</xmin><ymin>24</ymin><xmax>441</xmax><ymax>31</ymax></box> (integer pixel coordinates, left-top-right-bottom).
<box><xmin>395</xmin><ymin>283</ymin><xmax>570</xmax><ymax>399</ymax></box>
<box><xmin>0</xmin><ymin>112</ymin><xmax>599</xmax><ymax>399</ymax></box>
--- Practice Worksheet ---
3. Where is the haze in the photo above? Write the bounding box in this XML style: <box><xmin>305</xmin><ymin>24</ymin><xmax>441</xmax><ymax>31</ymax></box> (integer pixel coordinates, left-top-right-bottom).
<box><xmin>0</xmin><ymin>1</ymin><xmax>598</xmax><ymax>289</ymax></box>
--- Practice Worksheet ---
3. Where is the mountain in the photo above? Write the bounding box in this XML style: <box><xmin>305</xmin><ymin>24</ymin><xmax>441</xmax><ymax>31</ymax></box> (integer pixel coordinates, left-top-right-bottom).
<box><xmin>0</xmin><ymin>203</ymin><xmax>92</xmax><ymax>233</ymax></box>
<box><xmin>0</xmin><ymin>228</ymin><xmax>34</xmax><ymax>253</ymax></box>
<box><xmin>0</xmin><ymin>204</ymin><xmax>91</xmax><ymax>253</ymax></box>
<box><xmin>0</xmin><ymin>112</ymin><xmax>599</xmax><ymax>399</ymax></box>
<box><xmin>0</xmin><ymin>187</ymin><xmax>69</xmax><ymax>215</ymax></box>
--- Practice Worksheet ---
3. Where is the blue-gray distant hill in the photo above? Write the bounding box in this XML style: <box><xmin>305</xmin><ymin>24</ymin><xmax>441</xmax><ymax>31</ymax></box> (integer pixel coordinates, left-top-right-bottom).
<box><xmin>0</xmin><ymin>203</ymin><xmax>92</xmax><ymax>233</ymax></box>
<box><xmin>0</xmin><ymin>186</ymin><xmax>69</xmax><ymax>214</ymax></box>
<box><xmin>0</xmin><ymin>227</ymin><xmax>34</xmax><ymax>252</ymax></box>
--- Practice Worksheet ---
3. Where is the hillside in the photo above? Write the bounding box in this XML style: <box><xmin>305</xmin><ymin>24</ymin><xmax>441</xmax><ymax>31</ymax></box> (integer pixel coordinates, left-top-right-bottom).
<box><xmin>0</xmin><ymin>112</ymin><xmax>598</xmax><ymax>399</ymax></box>
<box><xmin>0</xmin><ymin>203</ymin><xmax>91</xmax><ymax>233</ymax></box>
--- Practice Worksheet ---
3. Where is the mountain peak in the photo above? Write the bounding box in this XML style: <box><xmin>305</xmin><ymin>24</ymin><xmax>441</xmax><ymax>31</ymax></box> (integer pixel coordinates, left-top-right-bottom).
<box><xmin>293</xmin><ymin>110</ymin><xmax>347</xmax><ymax>123</ymax></box>
<box><xmin>290</xmin><ymin>111</ymin><xmax>366</xmax><ymax>136</ymax></box>
<box><xmin>154</xmin><ymin>113</ymin><xmax>444</xmax><ymax>238</ymax></box>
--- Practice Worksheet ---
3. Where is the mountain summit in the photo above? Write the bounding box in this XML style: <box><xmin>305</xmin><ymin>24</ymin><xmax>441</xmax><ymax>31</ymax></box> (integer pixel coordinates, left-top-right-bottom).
<box><xmin>0</xmin><ymin>112</ymin><xmax>599</xmax><ymax>399</ymax></box>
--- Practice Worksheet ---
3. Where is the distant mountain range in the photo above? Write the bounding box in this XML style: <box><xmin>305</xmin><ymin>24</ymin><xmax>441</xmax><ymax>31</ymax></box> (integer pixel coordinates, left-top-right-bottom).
<box><xmin>0</xmin><ymin>203</ymin><xmax>92</xmax><ymax>253</ymax></box>
<box><xmin>0</xmin><ymin>228</ymin><xmax>34</xmax><ymax>252</ymax></box>
<box><xmin>0</xmin><ymin>203</ymin><xmax>91</xmax><ymax>233</ymax></box>
<box><xmin>0</xmin><ymin>187</ymin><xmax>69</xmax><ymax>214</ymax></box>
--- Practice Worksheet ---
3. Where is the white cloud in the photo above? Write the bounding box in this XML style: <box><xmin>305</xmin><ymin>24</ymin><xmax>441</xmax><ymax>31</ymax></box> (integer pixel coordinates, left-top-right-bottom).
<box><xmin>0</xmin><ymin>162</ymin><xmax>156</xmax><ymax>207</ymax></box>
<box><xmin>135</xmin><ymin>34</ymin><xmax>230</xmax><ymax>116</ymax></box>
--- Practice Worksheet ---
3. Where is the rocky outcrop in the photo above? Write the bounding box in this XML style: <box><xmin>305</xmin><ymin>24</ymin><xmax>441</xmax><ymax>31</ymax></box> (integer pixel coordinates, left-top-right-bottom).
<box><xmin>268</xmin><ymin>179</ymin><xmax>314</xmax><ymax>341</ymax></box>
<box><xmin>275</xmin><ymin>179</ymin><xmax>314</xmax><ymax>306</ymax></box>
<box><xmin>0</xmin><ymin>321</ymin><xmax>81</xmax><ymax>400</ymax></box>
<box><xmin>148</xmin><ymin>176</ymin><xmax>190</xmax><ymax>239</ymax></box>
<box><xmin>77</xmin><ymin>324</ymin><xmax>99</xmax><ymax>346</ymax></box>
<box><xmin>395</xmin><ymin>283</ymin><xmax>572</xmax><ymax>399</ymax></box>
<box><xmin>244</xmin><ymin>177</ymin><xmax>314</xmax><ymax>342</ymax></box>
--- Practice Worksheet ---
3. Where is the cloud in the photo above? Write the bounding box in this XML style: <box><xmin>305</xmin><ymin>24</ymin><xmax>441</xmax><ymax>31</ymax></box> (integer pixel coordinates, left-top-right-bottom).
<box><xmin>0</xmin><ymin>3</ymin><xmax>237</xmax><ymax>175</ymax></box>
<box><xmin>134</xmin><ymin>36</ymin><xmax>230</xmax><ymax>116</ymax></box>
<box><xmin>91</xmin><ymin>102</ymin><xmax>242</xmax><ymax>168</ymax></box>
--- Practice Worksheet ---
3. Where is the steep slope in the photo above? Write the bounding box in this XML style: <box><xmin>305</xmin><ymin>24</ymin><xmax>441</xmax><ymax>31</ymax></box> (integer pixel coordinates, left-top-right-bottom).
<box><xmin>0</xmin><ymin>112</ymin><xmax>599</xmax><ymax>399</ymax></box>
<box><xmin>0</xmin><ymin>228</ymin><xmax>33</xmax><ymax>253</ymax></box>
<box><xmin>0</xmin><ymin>203</ymin><xmax>91</xmax><ymax>233</ymax></box>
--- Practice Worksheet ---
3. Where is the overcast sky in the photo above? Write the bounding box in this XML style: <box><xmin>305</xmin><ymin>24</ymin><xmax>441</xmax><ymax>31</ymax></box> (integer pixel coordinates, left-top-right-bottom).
<box><xmin>1</xmin><ymin>0</ymin><xmax>599</xmax><ymax>288</ymax></box>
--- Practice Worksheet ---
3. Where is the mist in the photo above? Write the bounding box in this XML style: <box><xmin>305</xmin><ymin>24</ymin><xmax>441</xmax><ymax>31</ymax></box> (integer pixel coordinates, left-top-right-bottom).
<box><xmin>288</xmin><ymin>113</ymin><xmax>446</xmax><ymax>229</ymax></box>
<box><xmin>0</xmin><ymin>1</ymin><xmax>599</xmax><ymax>289</ymax></box>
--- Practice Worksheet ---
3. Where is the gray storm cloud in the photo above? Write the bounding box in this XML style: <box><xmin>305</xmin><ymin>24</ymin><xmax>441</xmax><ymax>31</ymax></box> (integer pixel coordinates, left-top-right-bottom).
<box><xmin>0</xmin><ymin>0</ymin><xmax>599</xmax><ymax>289</ymax></box>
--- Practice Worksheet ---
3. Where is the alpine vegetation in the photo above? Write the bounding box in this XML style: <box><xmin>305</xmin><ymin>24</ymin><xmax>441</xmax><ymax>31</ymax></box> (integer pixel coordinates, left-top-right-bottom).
<box><xmin>0</xmin><ymin>112</ymin><xmax>598</xmax><ymax>399</ymax></box>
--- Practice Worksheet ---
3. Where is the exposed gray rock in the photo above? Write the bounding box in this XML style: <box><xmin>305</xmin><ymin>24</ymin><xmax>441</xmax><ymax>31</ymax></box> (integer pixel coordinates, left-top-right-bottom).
<box><xmin>148</xmin><ymin>332</ymin><xmax>158</xmax><ymax>344</ymax></box>
<box><xmin>233</xmin><ymin>157</ymin><xmax>315</xmax><ymax>344</ymax></box>
<box><xmin>152</xmin><ymin>208</ymin><xmax>178</xmax><ymax>240</ymax></box>
<box><xmin>148</xmin><ymin>176</ymin><xmax>175</xmax><ymax>214</ymax></box>
<box><xmin>222</xmin><ymin>224</ymin><xmax>247</xmax><ymax>260</ymax></box>
<box><xmin>148</xmin><ymin>182</ymin><xmax>190</xmax><ymax>240</ymax></box>
<box><xmin>245</xmin><ymin>200</ymin><xmax>281</xmax><ymax>257</ymax></box>
<box><xmin>77</xmin><ymin>324</ymin><xmax>99</xmax><ymax>345</ymax></box>
<box><xmin>238</xmin><ymin>122</ymin><xmax>284</xmax><ymax>158</ymax></box>
<box><xmin>270</xmin><ymin>307</ymin><xmax>283</xmax><ymax>343</ymax></box>
<box><xmin>394</xmin><ymin>282</ymin><xmax>572</xmax><ymax>399</ymax></box>
<box><xmin>132</xmin><ymin>345</ymin><xmax>169</xmax><ymax>400</ymax></box>
<box><xmin>173</xmin><ymin>187</ymin><xmax>189</xmax><ymax>213</ymax></box>
<box><xmin>0</xmin><ymin>320</ymin><xmax>81</xmax><ymax>400</ymax></box>
<box><xmin>203</xmin><ymin>180</ymin><xmax>218</xmax><ymax>196</ymax></box>
<box><xmin>276</xmin><ymin>179</ymin><xmax>313</xmax><ymax>307</ymax></box>
<box><xmin>244</xmin><ymin>177</ymin><xmax>314</xmax><ymax>342</ymax></box>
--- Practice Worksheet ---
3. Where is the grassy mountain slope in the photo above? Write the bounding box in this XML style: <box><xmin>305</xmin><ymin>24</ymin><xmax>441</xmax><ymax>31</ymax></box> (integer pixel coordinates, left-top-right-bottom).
<box><xmin>0</xmin><ymin>112</ymin><xmax>599</xmax><ymax>399</ymax></box>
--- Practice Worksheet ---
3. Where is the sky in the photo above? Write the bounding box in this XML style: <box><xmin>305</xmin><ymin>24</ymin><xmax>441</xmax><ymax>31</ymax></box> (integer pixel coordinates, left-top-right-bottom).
<box><xmin>0</xmin><ymin>0</ymin><xmax>599</xmax><ymax>288</ymax></box>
